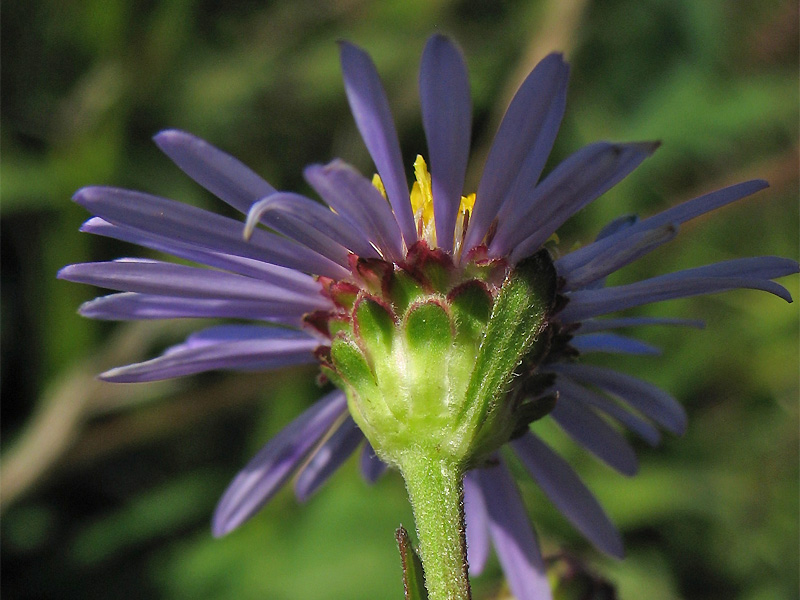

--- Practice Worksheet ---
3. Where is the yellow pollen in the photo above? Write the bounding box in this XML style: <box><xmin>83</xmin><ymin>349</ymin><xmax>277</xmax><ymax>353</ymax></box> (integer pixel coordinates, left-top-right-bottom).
<box><xmin>411</xmin><ymin>154</ymin><xmax>436</xmax><ymax>239</ymax></box>
<box><xmin>459</xmin><ymin>192</ymin><xmax>475</xmax><ymax>216</ymax></box>
<box><xmin>373</xmin><ymin>154</ymin><xmax>476</xmax><ymax>253</ymax></box>
<box><xmin>372</xmin><ymin>173</ymin><xmax>387</xmax><ymax>199</ymax></box>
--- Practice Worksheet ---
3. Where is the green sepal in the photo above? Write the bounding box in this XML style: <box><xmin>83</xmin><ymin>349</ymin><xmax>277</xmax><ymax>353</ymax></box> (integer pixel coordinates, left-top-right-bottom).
<box><xmin>319</xmin><ymin>364</ymin><xmax>347</xmax><ymax>391</ymax></box>
<box><xmin>396</xmin><ymin>526</ymin><xmax>429</xmax><ymax>600</ymax></box>
<box><xmin>459</xmin><ymin>250</ymin><xmax>556</xmax><ymax>455</ymax></box>
<box><xmin>327</xmin><ymin>316</ymin><xmax>351</xmax><ymax>338</ymax></box>
<box><xmin>403</xmin><ymin>299</ymin><xmax>454</xmax><ymax>354</ymax></box>
<box><xmin>330</xmin><ymin>334</ymin><xmax>377</xmax><ymax>393</ymax></box>
<box><xmin>389</xmin><ymin>269</ymin><xmax>427</xmax><ymax>314</ymax></box>
<box><xmin>327</xmin><ymin>280</ymin><xmax>359</xmax><ymax>311</ymax></box>
<box><xmin>447</xmin><ymin>280</ymin><xmax>492</xmax><ymax>342</ymax></box>
<box><xmin>353</xmin><ymin>295</ymin><xmax>396</xmax><ymax>353</ymax></box>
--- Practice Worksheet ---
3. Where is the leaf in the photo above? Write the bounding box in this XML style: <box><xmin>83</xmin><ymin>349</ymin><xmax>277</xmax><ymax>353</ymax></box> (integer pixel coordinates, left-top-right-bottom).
<box><xmin>395</xmin><ymin>526</ymin><xmax>428</xmax><ymax>600</ymax></box>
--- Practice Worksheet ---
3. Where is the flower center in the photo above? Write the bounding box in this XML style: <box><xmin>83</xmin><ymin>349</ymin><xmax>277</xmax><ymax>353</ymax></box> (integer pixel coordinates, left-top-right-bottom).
<box><xmin>373</xmin><ymin>155</ymin><xmax>476</xmax><ymax>257</ymax></box>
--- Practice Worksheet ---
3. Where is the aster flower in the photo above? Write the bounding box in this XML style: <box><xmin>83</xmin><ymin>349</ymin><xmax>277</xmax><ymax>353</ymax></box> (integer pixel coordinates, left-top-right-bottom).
<box><xmin>59</xmin><ymin>34</ymin><xmax>798</xmax><ymax>600</ymax></box>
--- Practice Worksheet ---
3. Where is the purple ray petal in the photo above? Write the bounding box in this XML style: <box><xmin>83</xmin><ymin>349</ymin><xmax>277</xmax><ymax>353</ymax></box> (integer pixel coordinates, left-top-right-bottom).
<box><xmin>477</xmin><ymin>460</ymin><xmax>552</xmax><ymax>600</ymax></box>
<box><xmin>294</xmin><ymin>416</ymin><xmax>363</xmax><ymax>502</ymax></box>
<box><xmin>549</xmin><ymin>394</ymin><xmax>639</xmax><ymax>476</ymax></box>
<box><xmin>244</xmin><ymin>192</ymin><xmax>374</xmax><ymax>266</ymax></box>
<box><xmin>154</xmin><ymin>129</ymin><xmax>277</xmax><ymax>215</ymax></box>
<box><xmin>552</xmin><ymin>376</ymin><xmax>661</xmax><ymax>446</ymax></box>
<box><xmin>212</xmin><ymin>390</ymin><xmax>348</xmax><ymax>536</ymax></box>
<box><xmin>558</xmin><ymin>223</ymin><xmax>679</xmax><ymax>291</ymax></box>
<box><xmin>594</xmin><ymin>214</ymin><xmax>639</xmax><ymax>240</ymax></box>
<box><xmin>557</xmin><ymin>180</ymin><xmax>769</xmax><ymax>275</ymax></box>
<box><xmin>630</xmin><ymin>179</ymin><xmax>769</xmax><ymax>235</ymax></box>
<box><xmin>512</xmin><ymin>432</ymin><xmax>624</xmax><ymax>558</ymax></box>
<box><xmin>181</xmin><ymin>325</ymin><xmax>304</xmax><ymax>345</ymax></box>
<box><xmin>81</xmin><ymin>217</ymin><xmax>323</xmax><ymax>294</ymax></box>
<box><xmin>463</xmin><ymin>471</ymin><xmax>491</xmax><ymax>575</ymax></box>
<box><xmin>550</xmin><ymin>363</ymin><xmax>687</xmax><ymax>435</ymax></box>
<box><xmin>492</xmin><ymin>141</ymin><xmax>659</xmax><ymax>259</ymax></box>
<box><xmin>419</xmin><ymin>34</ymin><xmax>472</xmax><ymax>254</ymax></box>
<box><xmin>305</xmin><ymin>160</ymin><xmax>405</xmax><ymax>262</ymax></box>
<box><xmin>561</xmin><ymin>271</ymin><xmax>795</xmax><ymax>323</ymax></box>
<box><xmin>570</xmin><ymin>332</ymin><xmax>661</xmax><ymax>356</ymax></box>
<box><xmin>575</xmin><ymin>316</ymin><xmax>705</xmax><ymax>334</ymax></box>
<box><xmin>359</xmin><ymin>441</ymin><xmax>388</xmax><ymax>484</ymax></box>
<box><xmin>79</xmin><ymin>292</ymin><xmax>307</xmax><ymax>324</ymax></box>
<box><xmin>463</xmin><ymin>53</ymin><xmax>569</xmax><ymax>254</ymax></box>
<box><xmin>338</xmin><ymin>42</ymin><xmax>416</xmax><ymax>246</ymax></box>
<box><xmin>99</xmin><ymin>326</ymin><xmax>318</xmax><ymax>382</ymax></box>
<box><xmin>59</xmin><ymin>259</ymin><xmax>329</xmax><ymax>310</ymax></box>
<box><xmin>73</xmin><ymin>186</ymin><xmax>349</xmax><ymax>280</ymax></box>
<box><xmin>657</xmin><ymin>256</ymin><xmax>799</xmax><ymax>282</ymax></box>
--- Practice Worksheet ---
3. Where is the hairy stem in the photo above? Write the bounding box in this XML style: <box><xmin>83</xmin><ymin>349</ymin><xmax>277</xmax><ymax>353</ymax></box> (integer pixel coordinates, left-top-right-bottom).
<box><xmin>399</xmin><ymin>452</ymin><xmax>471</xmax><ymax>600</ymax></box>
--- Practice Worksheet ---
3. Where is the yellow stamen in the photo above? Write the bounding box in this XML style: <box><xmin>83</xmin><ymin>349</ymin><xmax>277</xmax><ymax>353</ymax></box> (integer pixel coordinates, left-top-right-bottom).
<box><xmin>411</xmin><ymin>155</ymin><xmax>435</xmax><ymax>227</ymax></box>
<box><xmin>374</xmin><ymin>154</ymin><xmax>477</xmax><ymax>254</ymax></box>
<box><xmin>372</xmin><ymin>174</ymin><xmax>387</xmax><ymax>199</ymax></box>
<box><xmin>459</xmin><ymin>193</ymin><xmax>475</xmax><ymax>216</ymax></box>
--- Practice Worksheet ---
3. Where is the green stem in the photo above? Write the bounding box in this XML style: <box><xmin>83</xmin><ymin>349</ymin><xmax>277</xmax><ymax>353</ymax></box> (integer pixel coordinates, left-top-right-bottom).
<box><xmin>399</xmin><ymin>451</ymin><xmax>471</xmax><ymax>600</ymax></box>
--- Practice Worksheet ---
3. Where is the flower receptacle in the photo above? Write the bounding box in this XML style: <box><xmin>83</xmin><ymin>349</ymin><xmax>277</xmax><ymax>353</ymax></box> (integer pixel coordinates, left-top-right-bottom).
<box><xmin>326</xmin><ymin>247</ymin><xmax>558</xmax><ymax>470</ymax></box>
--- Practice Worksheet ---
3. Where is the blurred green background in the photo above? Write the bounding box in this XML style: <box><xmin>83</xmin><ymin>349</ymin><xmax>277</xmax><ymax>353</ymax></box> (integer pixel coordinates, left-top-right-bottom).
<box><xmin>2</xmin><ymin>0</ymin><xmax>798</xmax><ymax>598</ymax></box>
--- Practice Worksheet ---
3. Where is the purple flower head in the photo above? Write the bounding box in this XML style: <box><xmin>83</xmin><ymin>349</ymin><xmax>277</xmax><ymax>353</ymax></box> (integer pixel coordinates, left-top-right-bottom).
<box><xmin>59</xmin><ymin>34</ymin><xmax>798</xmax><ymax>599</ymax></box>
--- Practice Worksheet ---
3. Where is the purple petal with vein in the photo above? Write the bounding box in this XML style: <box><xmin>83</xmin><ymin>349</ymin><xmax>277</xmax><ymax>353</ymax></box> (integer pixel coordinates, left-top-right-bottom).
<box><xmin>81</xmin><ymin>217</ymin><xmax>322</xmax><ymax>294</ymax></box>
<box><xmin>512</xmin><ymin>432</ymin><xmax>624</xmax><ymax>558</ymax></box>
<box><xmin>463</xmin><ymin>471</ymin><xmax>490</xmax><ymax>575</ymax></box>
<box><xmin>212</xmin><ymin>390</ymin><xmax>347</xmax><ymax>536</ymax></box>
<box><xmin>79</xmin><ymin>292</ymin><xmax>307</xmax><ymax>324</ymax></box>
<box><xmin>477</xmin><ymin>460</ymin><xmax>552</xmax><ymax>600</ymax></box>
<box><xmin>550</xmin><ymin>394</ymin><xmax>639</xmax><ymax>476</ymax></box>
<box><xmin>464</xmin><ymin>53</ymin><xmax>569</xmax><ymax>253</ymax></box>
<box><xmin>58</xmin><ymin>259</ymin><xmax>329</xmax><ymax>311</ymax></box>
<box><xmin>571</xmin><ymin>333</ymin><xmax>661</xmax><ymax>356</ymax></box>
<box><xmin>550</xmin><ymin>363</ymin><xmax>687</xmax><ymax>434</ymax></box>
<box><xmin>245</xmin><ymin>192</ymin><xmax>377</xmax><ymax>265</ymax></box>
<box><xmin>295</xmin><ymin>416</ymin><xmax>363</xmax><ymax>501</ymax></box>
<box><xmin>552</xmin><ymin>376</ymin><xmax>661</xmax><ymax>446</ymax></box>
<box><xmin>419</xmin><ymin>34</ymin><xmax>472</xmax><ymax>253</ymax></box>
<box><xmin>338</xmin><ymin>42</ymin><xmax>416</xmax><ymax>246</ymax></box>
<box><xmin>558</xmin><ymin>223</ymin><xmax>679</xmax><ymax>291</ymax></box>
<box><xmin>657</xmin><ymin>256</ymin><xmax>799</xmax><ymax>281</ymax></box>
<box><xmin>561</xmin><ymin>262</ymin><xmax>797</xmax><ymax>323</ymax></box>
<box><xmin>305</xmin><ymin>160</ymin><xmax>405</xmax><ymax>262</ymax></box>
<box><xmin>154</xmin><ymin>129</ymin><xmax>276</xmax><ymax>214</ymax></box>
<box><xmin>492</xmin><ymin>141</ymin><xmax>658</xmax><ymax>259</ymax></box>
<box><xmin>99</xmin><ymin>326</ymin><xmax>319</xmax><ymax>382</ymax></box>
<box><xmin>575</xmin><ymin>316</ymin><xmax>705</xmax><ymax>334</ymax></box>
<box><xmin>360</xmin><ymin>441</ymin><xmax>388</xmax><ymax>484</ymax></box>
<box><xmin>557</xmin><ymin>180</ymin><xmax>769</xmax><ymax>275</ymax></box>
<box><xmin>73</xmin><ymin>186</ymin><xmax>349</xmax><ymax>279</ymax></box>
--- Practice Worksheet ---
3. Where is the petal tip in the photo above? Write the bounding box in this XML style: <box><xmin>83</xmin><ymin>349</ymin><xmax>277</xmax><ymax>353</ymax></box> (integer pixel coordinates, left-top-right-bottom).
<box><xmin>72</xmin><ymin>186</ymin><xmax>100</xmax><ymax>204</ymax></box>
<box><xmin>152</xmin><ymin>129</ymin><xmax>189</xmax><ymax>148</ymax></box>
<box><xmin>97</xmin><ymin>368</ymin><xmax>124</xmax><ymax>382</ymax></box>
<box><xmin>55</xmin><ymin>265</ymin><xmax>74</xmax><ymax>280</ymax></box>
<box><xmin>210</xmin><ymin>509</ymin><xmax>236</xmax><ymax>538</ymax></box>
<box><xmin>337</xmin><ymin>39</ymin><xmax>368</xmax><ymax>64</ymax></box>
<box><xmin>634</xmin><ymin>140</ymin><xmax>661</xmax><ymax>154</ymax></box>
<box><xmin>607</xmin><ymin>537</ymin><xmax>626</xmax><ymax>560</ymax></box>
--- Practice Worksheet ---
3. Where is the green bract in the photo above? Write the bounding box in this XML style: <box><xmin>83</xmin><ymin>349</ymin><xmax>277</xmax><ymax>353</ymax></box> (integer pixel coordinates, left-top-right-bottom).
<box><xmin>318</xmin><ymin>245</ymin><xmax>558</xmax><ymax>469</ymax></box>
